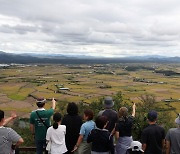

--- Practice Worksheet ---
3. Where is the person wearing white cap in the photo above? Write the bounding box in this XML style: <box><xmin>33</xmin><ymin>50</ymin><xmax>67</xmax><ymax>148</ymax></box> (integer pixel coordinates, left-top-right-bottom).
<box><xmin>165</xmin><ymin>113</ymin><xmax>180</xmax><ymax>154</ymax></box>
<box><xmin>30</xmin><ymin>98</ymin><xmax>56</xmax><ymax>154</ymax></box>
<box><xmin>127</xmin><ymin>141</ymin><xmax>144</xmax><ymax>154</ymax></box>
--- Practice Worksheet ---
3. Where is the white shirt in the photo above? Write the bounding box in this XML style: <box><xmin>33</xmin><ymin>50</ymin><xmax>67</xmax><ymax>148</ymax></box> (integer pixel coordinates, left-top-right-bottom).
<box><xmin>46</xmin><ymin>125</ymin><xmax>67</xmax><ymax>154</ymax></box>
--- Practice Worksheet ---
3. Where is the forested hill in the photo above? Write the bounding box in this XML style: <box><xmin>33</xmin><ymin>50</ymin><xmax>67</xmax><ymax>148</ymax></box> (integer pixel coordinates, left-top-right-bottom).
<box><xmin>0</xmin><ymin>51</ymin><xmax>180</xmax><ymax>64</ymax></box>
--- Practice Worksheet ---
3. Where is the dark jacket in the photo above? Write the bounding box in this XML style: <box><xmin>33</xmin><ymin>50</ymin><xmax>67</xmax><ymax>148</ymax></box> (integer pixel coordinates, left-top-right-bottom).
<box><xmin>62</xmin><ymin>114</ymin><xmax>82</xmax><ymax>152</ymax></box>
<box><xmin>87</xmin><ymin>128</ymin><xmax>114</xmax><ymax>154</ymax></box>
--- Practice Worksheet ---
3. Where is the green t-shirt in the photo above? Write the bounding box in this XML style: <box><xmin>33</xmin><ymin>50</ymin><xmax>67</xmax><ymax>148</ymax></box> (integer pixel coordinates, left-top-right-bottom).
<box><xmin>30</xmin><ymin>108</ymin><xmax>54</xmax><ymax>140</ymax></box>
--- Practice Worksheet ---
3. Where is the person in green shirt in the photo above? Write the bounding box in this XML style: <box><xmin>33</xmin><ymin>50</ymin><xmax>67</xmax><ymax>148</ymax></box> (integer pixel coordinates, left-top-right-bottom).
<box><xmin>30</xmin><ymin>98</ymin><xmax>56</xmax><ymax>154</ymax></box>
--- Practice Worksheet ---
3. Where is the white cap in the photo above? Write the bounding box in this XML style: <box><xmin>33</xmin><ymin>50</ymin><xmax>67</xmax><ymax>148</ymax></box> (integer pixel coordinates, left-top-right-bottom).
<box><xmin>128</xmin><ymin>141</ymin><xmax>144</xmax><ymax>152</ymax></box>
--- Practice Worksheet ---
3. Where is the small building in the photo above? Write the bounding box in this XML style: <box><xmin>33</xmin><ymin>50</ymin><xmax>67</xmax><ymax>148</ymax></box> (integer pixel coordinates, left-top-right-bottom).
<box><xmin>59</xmin><ymin>88</ymin><xmax>70</xmax><ymax>91</ymax></box>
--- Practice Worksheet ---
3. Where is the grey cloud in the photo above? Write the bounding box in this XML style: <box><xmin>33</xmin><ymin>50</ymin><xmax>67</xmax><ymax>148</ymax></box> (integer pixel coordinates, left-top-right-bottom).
<box><xmin>0</xmin><ymin>24</ymin><xmax>38</xmax><ymax>34</ymax></box>
<box><xmin>0</xmin><ymin>0</ymin><xmax>180</xmax><ymax>57</ymax></box>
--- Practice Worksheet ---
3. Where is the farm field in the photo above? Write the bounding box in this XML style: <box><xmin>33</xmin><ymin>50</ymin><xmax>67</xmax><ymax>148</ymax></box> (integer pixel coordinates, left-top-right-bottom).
<box><xmin>0</xmin><ymin>63</ymin><xmax>179</xmax><ymax>119</ymax></box>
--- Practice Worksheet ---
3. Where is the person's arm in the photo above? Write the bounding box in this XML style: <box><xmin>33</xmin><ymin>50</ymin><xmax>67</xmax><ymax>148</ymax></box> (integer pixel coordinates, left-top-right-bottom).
<box><xmin>3</xmin><ymin>112</ymin><xmax>17</xmax><ymax>126</ymax></box>
<box><xmin>71</xmin><ymin>134</ymin><xmax>83</xmax><ymax>152</ymax></box>
<box><xmin>30</xmin><ymin>124</ymin><xmax>35</xmax><ymax>136</ymax></box>
<box><xmin>115</xmin><ymin>131</ymin><xmax>119</xmax><ymax>140</ymax></box>
<box><xmin>141</xmin><ymin>129</ymin><xmax>147</xmax><ymax>153</ymax></box>
<box><xmin>131</xmin><ymin>102</ymin><xmax>136</xmax><ymax>117</ymax></box>
<box><xmin>142</xmin><ymin>143</ymin><xmax>147</xmax><ymax>152</ymax></box>
<box><xmin>166</xmin><ymin>140</ymin><xmax>170</xmax><ymax>154</ymax></box>
<box><xmin>109</xmin><ymin>135</ymin><xmax>115</xmax><ymax>154</ymax></box>
<box><xmin>15</xmin><ymin>138</ymin><xmax>24</xmax><ymax>147</ymax></box>
<box><xmin>52</xmin><ymin>98</ymin><xmax>56</xmax><ymax>110</ymax></box>
<box><xmin>162</xmin><ymin>139</ymin><xmax>166</xmax><ymax>153</ymax></box>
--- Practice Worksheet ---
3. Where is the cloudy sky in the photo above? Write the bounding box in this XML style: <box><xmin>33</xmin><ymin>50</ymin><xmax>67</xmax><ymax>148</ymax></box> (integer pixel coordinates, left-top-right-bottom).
<box><xmin>0</xmin><ymin>0</ymin><xmax>180</xmax><ymax>57</ymax></box>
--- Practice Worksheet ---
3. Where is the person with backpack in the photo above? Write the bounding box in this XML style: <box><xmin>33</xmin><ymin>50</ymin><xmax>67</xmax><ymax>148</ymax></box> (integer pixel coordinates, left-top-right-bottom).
<box><xmin>87</xmin><ymin>115</ymin><xmax>114</xmax><ymax>154</ymax></box>
<box><xmin>30</xmin><ymin>98</ymin><xmax>56</xmax><ymax>154</ymax></box>
<box><xmin>98</xmin><ymin>96</ymin><xmax>118</xmax><ymax>134</ymax></box>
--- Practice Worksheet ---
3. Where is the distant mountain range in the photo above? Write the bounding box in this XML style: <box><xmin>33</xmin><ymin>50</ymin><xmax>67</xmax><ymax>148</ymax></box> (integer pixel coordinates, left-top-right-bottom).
<box><xmin>0</xmin><ymin>51</ymin><xmax>180</xmax><ymax>64</ymax></box>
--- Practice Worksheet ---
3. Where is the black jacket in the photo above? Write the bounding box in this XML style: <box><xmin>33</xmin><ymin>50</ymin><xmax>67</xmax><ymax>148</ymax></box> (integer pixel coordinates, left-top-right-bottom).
<box><xmin>87</xmin><ymin>128</ymin><xmax>114</xmax><ymax>154</ymax></box>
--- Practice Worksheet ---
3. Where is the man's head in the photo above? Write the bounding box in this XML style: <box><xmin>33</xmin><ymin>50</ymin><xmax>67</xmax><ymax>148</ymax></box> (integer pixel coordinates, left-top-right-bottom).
<box><xmin>104</xmin><ymin>96</ymin><xmax>114</xmax><ymax>109</ymax></box>
<box><xmin>175</xmin><ymin>113</ymin><xmax>180</xmax><ymax>126</ymax></box>
<box><xmin>147</xmin><ymin>110</ymin><xmax>157</xmax><ymax>122</ymax></box>
<box><xmin>36</xmin><ymin>98</ymin><xmax>46</xmax><ymax>108</ymax></box>
<box><xmin>0</xmin><ymin>110</ymin><xmax>5</xmax><ymax>123</ymax></box>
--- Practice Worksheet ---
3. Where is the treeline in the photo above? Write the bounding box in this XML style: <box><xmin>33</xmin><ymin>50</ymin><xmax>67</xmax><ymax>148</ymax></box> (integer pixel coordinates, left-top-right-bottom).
<box><xmin>125</xmin><ymin>66</ymin><xmax>155</xmax><ymax>71</ymax></box>
<box><xmin>154</xmin><ymin>70</ymin><xmax>180</xmax><ymax>76</ymax></box>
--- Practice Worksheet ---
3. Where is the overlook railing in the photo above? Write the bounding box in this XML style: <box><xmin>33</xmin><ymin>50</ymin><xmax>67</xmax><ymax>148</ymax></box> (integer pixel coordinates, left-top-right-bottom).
<box><xmin>15</xmin><ymin>147</ymin><xmax>46</xmax><ymax>154</ymax></box>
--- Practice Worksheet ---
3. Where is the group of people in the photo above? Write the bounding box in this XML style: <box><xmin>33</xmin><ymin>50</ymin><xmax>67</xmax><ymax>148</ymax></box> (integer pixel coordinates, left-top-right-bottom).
<box><xmin>0</xmin><ymin>96</ymin><xmax>180</xmax><ymax>154</ymax></box>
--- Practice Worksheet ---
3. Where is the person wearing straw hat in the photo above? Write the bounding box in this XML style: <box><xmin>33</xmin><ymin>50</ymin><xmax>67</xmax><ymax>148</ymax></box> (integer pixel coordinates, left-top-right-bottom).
<box><xmin>30</xmin><ymin>98</ymin><xmax>56</xmax><ymax>154</ymax></box>
<box><xmin>165</xmin><ymin>113</ymin><xmax>180</xmax><ymax>154</ymax></box>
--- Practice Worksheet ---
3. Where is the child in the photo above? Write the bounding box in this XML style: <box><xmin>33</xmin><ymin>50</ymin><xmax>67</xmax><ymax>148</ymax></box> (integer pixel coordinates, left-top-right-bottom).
<box><xmin>72</xmin><ymin>109</ymin><xmax>95</xmax><ymax>154</ymax></box>
<box><xmin>87</xmin><ymin>116</ymin><xmax>114</xmax><ymax>154</ymax></box>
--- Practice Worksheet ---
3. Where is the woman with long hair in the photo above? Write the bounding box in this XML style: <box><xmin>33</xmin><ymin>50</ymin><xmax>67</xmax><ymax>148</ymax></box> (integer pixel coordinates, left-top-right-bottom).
<box><xmin>62</xmin><ymin>102</ymin><xmax>82</xmax><ymax>154</ymax></box>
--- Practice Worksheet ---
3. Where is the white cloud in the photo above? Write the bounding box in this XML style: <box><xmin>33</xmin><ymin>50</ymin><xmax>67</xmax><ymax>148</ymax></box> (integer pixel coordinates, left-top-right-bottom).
<box><xmin>0</xmin><ymin>0</ymin><xmax>180</xmax><ymax>57</ymax></box>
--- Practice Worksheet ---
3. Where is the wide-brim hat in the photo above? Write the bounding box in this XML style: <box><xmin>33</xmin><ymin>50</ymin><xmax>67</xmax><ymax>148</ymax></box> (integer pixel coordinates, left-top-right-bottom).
<box><xmin>36</xmin><ymin>98</ymin><xmax>46</xmax><ymax>104</ymax></box>
<box><xmin>104</xmin><ymin>96</ymin><xmax>114</xmax><ymax>108</ymax></box>
<box><xmin>175</xmin><ymin>114</ymin><xmax>180</xmax><ymax>125</ymax></box>
<box><xmin>128</xmin><ymin>141</ymin><xmax>144</xmax><ymax>152</ymax></box>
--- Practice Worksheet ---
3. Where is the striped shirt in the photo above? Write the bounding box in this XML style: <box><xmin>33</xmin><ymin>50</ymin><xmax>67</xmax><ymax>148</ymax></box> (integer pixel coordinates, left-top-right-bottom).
<box><xmin>0</xmin><ymin>126</ymin><xmax>21</xmax><ymax>154</ymax></box>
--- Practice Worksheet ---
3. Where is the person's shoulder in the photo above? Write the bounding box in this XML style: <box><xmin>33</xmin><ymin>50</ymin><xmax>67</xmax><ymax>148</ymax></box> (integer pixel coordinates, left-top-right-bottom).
<box><xmin>156</xmin><ymin>125</ymin><xmax>165</xmax><ymax>131</ymax></box>
<box><xmin>128</xmin><ymin>115</ymin><xmax>134</xmax><ymax>120</ymax></box>
<box><xmin>46</xmin><ymin>108</ymin><xmax>54</xmax><ymax>112</ymax></box>
<box><xmin>81</xmin><ymin>122</ymin><xmax>87</xmax><ymax>127</ymax></box>
<box><xmin>98</xmin><ymin>110</ymin><xmax>105</xmax><ymax>116</ymax></box>
<box><xmin>142</xmin><ymin>125</ymin><xmax>151</xmax><ymax>132</ymax></box>
<box><xmin>30</xmin><ymin>110</ymin><xmax>36</xmax><ymax>114</ymax></box>
<box><xmin>168</xmin><ymin>128</ymin><xmax>177</xmax><ymax>133</ymax></box>
<box><xmin>60</xmin><ymin>125</ymin><xmax>66</xmax><ymax>129</ymax></box>
<box><xmin>47</xmin><ymin>126</ymin><xmax>53</xmax><ymax>131</ymax></box>
<box><xmin>1</xmin><ymin>127</ymin><xmax>13</xmax><ymax>131</ymax></box>
<box><xmin>103</xmin><ymin>109</ymin><xmax>117</xmax><ymax>115</ymax></box>
<box><xmin>91</xmin><ymin>120</ymin><xmax>95</xmax><ymax>124</ymax></box>
<box><xmin>111</xmin><ymin>109</ymin><xmax>117</xmax><ymax>113</ymax></box>
<box><xmin>107</xmin><ymin>109</ymin><xmax>117</xmax><ymax>113</ymax></box>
